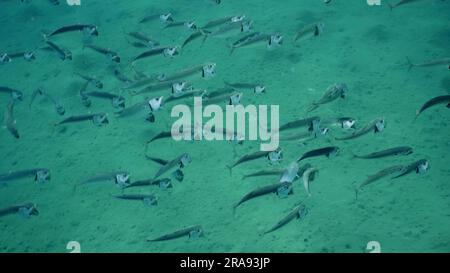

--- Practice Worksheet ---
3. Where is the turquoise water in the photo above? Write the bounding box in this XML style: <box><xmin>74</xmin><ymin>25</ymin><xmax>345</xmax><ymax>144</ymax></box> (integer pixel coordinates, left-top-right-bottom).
<box><xmin>0</xmin><ymin>0</ymin><xmax>449</xmax><ymax>253</ymax></box>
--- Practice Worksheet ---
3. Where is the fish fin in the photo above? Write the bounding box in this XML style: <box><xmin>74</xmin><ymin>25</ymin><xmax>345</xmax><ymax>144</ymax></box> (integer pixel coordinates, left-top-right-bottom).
<box><xmin>405</xmin><ymin>57</ymin><xmax>414</xmax><ymax>71</ymax></box>
<box><xmin>226</xmin><ymin>165</ymin><xmax>233</xmax><ymax>176</ymax></box>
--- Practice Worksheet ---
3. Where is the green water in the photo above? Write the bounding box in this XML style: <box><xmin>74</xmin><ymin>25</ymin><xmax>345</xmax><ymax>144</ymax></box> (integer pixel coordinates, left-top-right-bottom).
<box><xmin>0</xmin><ymin>0</ymin><xmax>449</xmax><ymax>253</ymax></box>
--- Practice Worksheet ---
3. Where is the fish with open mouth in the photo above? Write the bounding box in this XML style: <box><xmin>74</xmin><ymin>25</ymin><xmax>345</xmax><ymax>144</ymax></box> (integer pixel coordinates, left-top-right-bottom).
<box><xmin>132</xmin><ymin>46</ymin><xmax>179</xmax><ymax>63</ymax></box>
<box><xmin>158</xmin><ymin>62</ymin><xmax>216</xmax><ymax>82</ymax></box>
<box><xmin>164</xmin><ymin>20</ymin><xmax>197</xmax><ymax>31</ymax></box>
<box><xmin>113</xmin><ymin>193</ymin><xmax>158</xmax><ymax>207</ymax></box>
<box><xmin>297</xmin><ymin>146</ymin><xmax>339</xmax><ymax>162</ymax></box>
<box><xmin>153</xmin><ymin>153</ymin><xmax>191</xmax><ymax>180</ymax></box>
<box><xmin>230</xmin><ymin>32</ymin><xmax>283</xmax><ymax>55</ymax></box>
<box><xmin>352</xmin><ymin>146</ymin><xmax>413</xmax><ymax>159</ymax></box>
<box><xmin>29</xmin><ymin>88</ymin><xmax>65</xmax><ymax>115</ymax></box>
<box><xmin>0</xmin><ymin>203</ymin><xmax>39</xmax><ymax>219</ymax></box>
<box><xmin>84</xmin><ymin>44</ymin><xmax>121</xmax><ymax>63</ymax></box>
<box><xmin>392</xmin><ymin>159</ymin><xmax>429</xmax><ymax>179</ymax></box>
<box><xmin>355</xmin><ymin>165</ymin><xmax>404</xmax><ymax>199</ymax></box>
<box><xmin>147</xmin><ymin>225</ymin><xmax>203</xmax><ymax>242</ymax></box>
<box><xmin>226</xmin><ymin>148</ymin><xmax>283</xmax><ymax>175</ymax></box>
<box><xmin>233</xmin><ymin>181</ymin><xmax>293</xmax><ymax>212</ymax></box>
<box><xmin>415</xmin><ymin>95</ymin><xmax>450</xmax><ymax>119</ymax></box>
<box><xmin>406</xmin><ymin>57</ymin><xmax>450</xmax><ymax>70</ymax></box>
<box><xmin>294</xmin><ymin>22</ymin><xmax>324</xmax><ymax>44</ymax></box>
<box><xmin>307</xmin><ymin>83</ymin><xmax>347</xmax><ymax>112</ymax></box>
<box><xmin>75</xmin><ymin>172</ymin><xmax>130</xmax><ymax>190</ymax></box>
<box><xmin>4</xmin><ymin>100</ymin><xmax>20</xmax><ymax>139</ymax></box>
<box><xmin>224</xmin><ymin>81</ymin><xmax>266</xmax><ymax>94</ymax></box>
<box><xmin>0</xmin><ymin>86</ymin><xmax>23</xmax><ymax>101</ymax></box>
<box><xmin>0</xmin><ymin>168</ymin><xmax>51</xmax><ymax>184</ymax></box>
<box><xmin>126</xmin><ymin>31</ymin><xmax>160</xmax><ymax>48</ymax></box>
<box><xmin>335</xmin><ymin>118</ymin><xmax>385</xmax><ymax>140</ymax></box>
<box><xmin>263</xmin><ymin>203</ymin><xmax>308</xmax><ymax>235</ymax></box>
<box><xmin>45</xmin><ymin>40</ymin><xmax>72</xmax><ymax>60</ymax></box>
<box><xmin>83</xmin><ymin>91</ymin><xmax>126</xmax><ymax>109</ymax></box>
<box><xmin>278</xmin><ymin>116</ymin><xmax>321</xmax><ymax>133</ymax></box>
<box><xmin>44</xmin><ymin>24</ymin><xmax>98</xmax><ymax>38</ymax></box>
<box><xmin>75</xmin><ymin>73</ymin><xmax>103</xmax><ymax>89</ymax></box>
<box><xmin>55</xmin><ymin>113</ymin><xmax>109</xmax><ymax>127</ymax></box>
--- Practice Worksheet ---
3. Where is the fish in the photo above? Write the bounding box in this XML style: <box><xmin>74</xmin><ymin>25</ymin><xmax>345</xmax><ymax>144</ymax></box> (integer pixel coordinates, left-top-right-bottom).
<box><xmin>147</xmin><ymin>225</ymin><xmax>203</xmax><ymax>242</ymax></box>
<box><xmin>124</xmin><ymin>178</ymin><xmax>172</xmax><ymax>190</ymax></box>
<box><xmin>302</xmin><ymin>167</ymin><xmax>318</xmax><ymax>196</ymax></box>
<box><xmin>335</xmin><ymin>118</ymin><xmax>385</xmax><ymax>141</ymax></box>
<box><xmin>224</xmin><ymin>81</ymin><xmax>266</xmax><ymax>94</ymax></box>
<box><xmin>153</xmin><ymin>153</ymin><xmax>191</xmax><ymax>179</ymax></box>
<box><xmin>263</xmin><ymin>203</ymin><xmax>308</xmax><ymax>235</ymax></box>
<box><xmin>114</xmin><ymin>100</ymin><xmax>147</xmax><ymax>118</ymax></box>
<box><xmin>45</xmin><ymin>24</ymin><xmax>98</xmax><ymax>38</ymax></box>
<box><xmin>355</xmin><ymin>165</ymin><xmax>404</xmax><ymax>199</ymax></box>
<box><xmin>75</xmin><ymin>73</ymin><xmax>103</xmax><ymax>89</ymax></box>
<box><xmin>415</xmin><ymin>95</ymin><xmax>450</xmax><ymax>118</ymax></box>
<box><xmin>297</xmin><ymin>146</ymin><xmax>339</xmax><ymax>162</ymax></box>
<box><xmin>321</xmin><ymin>117</ymin><xmax>357</xmax><ymax>130</ymax></box>
<box><xmin>294</xmin><ymin>22</ymin><xmax>324</xmax><ymax>43</ymax></box>
<box><xmin>352</xmin><ymin>146</ymin><xmax>413</xmax><ymax>159</ymax></box>
<box><xmin>307</xmin><ymin>83</ymin><xmax>347</xmax><ymax>112</ymax></box>
<box><xmin>84</xmin><ymin>44</ymin><xmax>120</xmax><ymax>63</ymax></box>
<box><xmin>6</xmin><ymin>51</ymin><xmax>36</xmax><ymax>62</ymax></box>
<box><xmin>233</xmin><ymin>182</ymin><xmax>292</xmax><ymax>211</ymax></box>
<box><xmin>83</xmin><ymin>91</ymin><xmax>125</xmax><ymax>109</ymax></box>
<box><xmin>181</xmin><ymin>30</ymin><xmax>210</xmax><ymax>49</ymax></box>
<box><xmin>389</xmin><ymin>0</ymin><xmax>424</xmax><ymax>10</ymax></box>
<box><xmin>127</xmin><ymin>31</ymin><xmax>160</xmax><ymax>48</ymax></box>
<box><xmin>45</xmin><ymin>40</ymin><xmax>72</xmax><ymax>60</ymax></box>
<box><xmin>392</xmin><ymin>159</ymin><xmax>429</xmax><ymax>179</ymax></box>
<box><xmin>132</xmin><ymin>46</ymin><xmax>178</xmax><ymax>62</ymax></box>
<box><xmin>4</xmin><ymin>100</ymin><xmax>20</xmax><ymax>139</ymax></box>
<box><xmin>113</xmin><ymin>194</ymin><xmax>158</xmax><ymax>207</ymax></box>
<box><xmin>164</xmin><ymin>21</ymin><xmax>197</xmax><ymax>31</ymax></box>
<box><xmin>55</xmin><ymin>113</ymin><xmax>109</xmax><ymax>127</ymax></box>
<box><xmin>204</xmin><ymin>86</ymin><xmax>236</xmax><ymax>99</ymax></box>
<box><xmin>0</xmin><ymin>86</ymin><xmax>23</xmax><ymax>101</ymax></box>
<box><xmin>128</xmin><ymin>80</ymin><xmax>180</xmax><ymax>95</ymax></box>
<box><xmin>230</xmin><ymin>32</ymin><xmax>283</xmax><ymax>55</ymax></box>
<box><xmin>242</xmin><ymin>163</ymin><xmax>311</xmax><ymax>180</ymax></box>
<box><xmin>406</xmin><ymin>57</ymin><xmax>450</xmax><ymax>70</ymax></box>
<box><xmin>158</xmin><ymin>63</ymin><xmax>216</xmax><ymax>82</ymax></box>
<box><xmin>226</xmin><ymin>148</ymin><xmax>282</xmax><ymax>175</ymax></box>
<box><xmin>147</xmin><ymin>130</ymin><xmax>172</xmax><ymax>143</ymax></box>
<box><xmin>29</xmin><ymin>88</ymin><xmax>65</xmax><ymax>115</ymax></box>
<box><xmin>76</xmin><ymin>172</ymin><xmax>130</xmax><ymax>189</ymax></box>
<box><xmin>139</xmin><ymin>13</ymin><xmax>174</xmax><ymax>24</ymax></box>
<box><xmin>201</xmin><ymin>15</ymin><xmax>245</xmax><ymax>29</ymax></box>
<box><xmin>165</xmin><ymin>89</ymin><xmax>206</xmax><ymax>104</ymax></box>
<box><xmin>0</xmin><ymin>203</ymin><xmax>39</xmax><ymax>218</ymax></box>
<box><xmin>279</xmin><ymin>161</ymin><xmax>300</xmax><ymax>183</ymax></box>
<box><xmin>208</xmin><ymin>20</ymin><xmax>253</xmax><ymax>38</ymax></box>
<box><xmin>278</xmin><ymin>116</ymin><xmax>320</xmax><ymax>132</ymax></box>
<box><xmin>113</xmin><ymin>68</ymin><xmax>133</xmax><ymax>84</ymax></box>
<box><xmin>0</xmin><ymin>168</ymin><xmax>51</xmax><ymax>184</ymax></box>
<box><xmin>201</xmin><ymin>91</ymin><xmax>242</xmax><ymax>107</ymax></box>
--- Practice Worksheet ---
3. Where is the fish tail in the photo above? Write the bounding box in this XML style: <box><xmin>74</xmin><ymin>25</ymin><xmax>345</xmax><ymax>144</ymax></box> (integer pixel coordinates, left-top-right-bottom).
<box><xmin>406</xmin><ymin>56</ymin><xmax>414</xmax><ymax>71</ymax></box>
<box><xmin>226</xmin><ymin>165</ymin><xmax>233</xmax><ymax>176</ymax></box>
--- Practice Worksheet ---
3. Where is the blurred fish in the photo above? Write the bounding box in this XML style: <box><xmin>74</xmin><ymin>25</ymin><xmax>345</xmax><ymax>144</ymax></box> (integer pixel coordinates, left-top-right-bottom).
<box><xmin>415</xmin><ymin>95</ymin><xmax>450</xmax><ymax>118</ymax></box>
<box><xmin>0</xmin><ymin>203</ymin><xmax>39</xmax><ymax>219</ymax></box>
<box><xmin>132</xmin><ymin>46</ymin><xmax>178</xmax><ymax>63</ymax></box>
<box><xmin>294</xmin><ymin>22</ymin><xmax>324</xmax><ymax>44</ymax></box>
<box><xmin>302</xmin><ymin>167</ymin><xmax>318</xmax><ymax>196</ymax></box>
<box><xmin>389</xmin><ymin>0</ymin><xmax>424</xmax><ymax>10</ymax></box>
<box><xmin>208</xmin><ymin>20</ymin><xmax>253</xmax><ymax>38</ymax></box>
<box><xmin>225</xmin><ymin>81</ymin><xmax>266</xmax><ymax>94</ymax></box>
<box><xmin>127</xmin><ymin>31</ymin><xmax>160</xmax><ymax>48</ymax></box>
<box><xmin>147</xmin><ymin>225</ymin><xmax>203</xmax><ymax>242</ymax></box>
<box><xmin>230</xmin><ymin>32</ymin><xmax>283</xmax><ymax>55</ymax></box>
<box><xmin>124</xmin><ymin>178</ymin><xmax>172</xmax><ymax>190</ymax></box>
<box><xmin>55</xmin><ymin>113</ymin><xmax>109</xmax><ymax>127</ymax></box>
<box><xmin>406</xmin><ymin>57</ymin><xmax>450</xmax><ymax>70</ymax></box>
<box><xmin>278</xmin><ymin>116</ymin><xmax>320</xmax><ymax>132</ymax></box>
<box><xmin>307</xmin><ymin>83</ymin><xmax>347</xmax><ymax>112</ymax></box>
<box><xmin>29</xmin><ymin>88</ymin><xmax>65</xmax><ymax>115</ymax></box>
<box><xmin>153</xmin><ymin>153</ymin><xmax>191</xmax><ymax>179</ymax></box>
<box><xmin>226</xmin><ymin>148</ymin><xmax>283</xmax><ymax>175</ymax></box>
<box><xmin>0</xmin><ymin>168</ymin><xmax>51</xmax><ymax>184</ymax></box>
<box><xmin>3</xmin><ymin>51</ymin><xmax>36</xmax><ymax>62</ymax></box>
<box><xmin>264</xmin><ymin>203</ymin><xmax>308</xmax><ymax>234</ymax></box>
<box><xmin>392</xmin><ymin>159</ymin><xmax>430</xmax><ymax>179</ymax></box>
<box><xmin>352</xmin><ymin>146</ymin><xmax>413</xmax><ymax>159</ymax></box>
<box><xmin>44</xmin><ymin>24</ymin><xmax>98</xmax><ymax>38</ymax></box>
<box><xmin>164</xmin><ymin>20</ymin><xmax>197</xmax><ymax>31</ymax></box>
<box><xmin>297</xmin><ymin>146</ymin><xmax>339</xmax><ymax>162</ymax></box>
<box><xmin>83</xmin><ymin>91</ymin><xmax>125</xmax><ymax>109</ymax></box>
<box><xmin>75</xmin><ymin>73</ymin><xmax>103</xmax><ymax>89</ymax></box>
<box><xmin>335</xmin><ymin>118</ymin><xmax>385</xmax><ymax>140</ymax></box>
<box><xmin>139</xmin><ymin>13</ymin><xmax>173</xmax><ymax>24</ymax></box>
<box><xmin>113</xmin><ymin>194</ymin><xmax>158</xmax><ymax>207</ymax></box>
<box><xmin>201</xmin><ymin>15</ymin><xmax>245</xmax><ymax>29</ymax></box>
<box><xmin>355</xmin><ymin>165</ymin><xmax>404</xmax><ymax>199</ymax></box>
<box><xmin>45</xmin><ymin>40</ymin><xmax>72</xmax><ymax>60</ymax></box>
<box><xmin>76</xmin><ymin>172</ymin><xmax>130</xmax><ymax>189</ymax></box>
<box><xmin>0</xmin><ymin>86</ymin><xmax>23</xmax><ymax>101</ymax></box>
<box><xmin>4</xmin><ymin>100</ymin><xmax>19</xmax><ymax>139</ymax></box>
<box><xmin>84</xmin><ymin>44</ymin><xmax>120</xmax><ymax>63</ymax></box>
<box><xmin>233</xmin><ymin>182</ymin><xmax>292</xmax><ymax>212</ymax></box>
